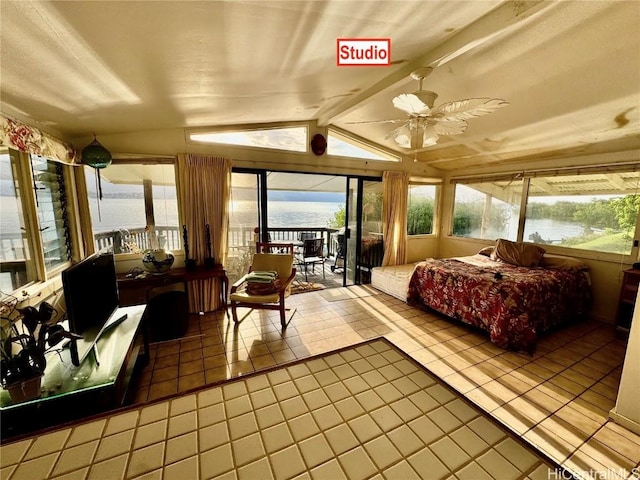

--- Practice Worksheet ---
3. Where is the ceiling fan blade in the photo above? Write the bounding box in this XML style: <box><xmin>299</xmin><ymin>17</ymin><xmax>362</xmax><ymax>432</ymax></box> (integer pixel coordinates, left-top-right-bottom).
<box><xmin>433</xmin><ymin>119</ymin><xmax>468</xmax><ymax>135</ymax></box>
<box><xmin>392</xmin><ymin>94</ymin><xmax>432</xmax><ymax>116</ymax></box>
<box><xmin>432</xmin><ymin>98</ymin><xmax>508</xmax><ymax>121</ymax></box>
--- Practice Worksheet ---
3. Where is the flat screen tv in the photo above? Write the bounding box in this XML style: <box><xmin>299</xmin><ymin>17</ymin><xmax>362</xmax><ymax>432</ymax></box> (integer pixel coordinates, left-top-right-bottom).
<box><xmin>62</xmin><ymin>252</ymin><xmax>120</xmax><ymax>365</ymax></box>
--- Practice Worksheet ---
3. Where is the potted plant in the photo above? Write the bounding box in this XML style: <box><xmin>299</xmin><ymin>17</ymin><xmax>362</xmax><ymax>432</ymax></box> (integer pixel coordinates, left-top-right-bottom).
<box><xmin>1</xmin><ymin>293</ymin><xmax>80</xmax><ymax>403</ymax></box>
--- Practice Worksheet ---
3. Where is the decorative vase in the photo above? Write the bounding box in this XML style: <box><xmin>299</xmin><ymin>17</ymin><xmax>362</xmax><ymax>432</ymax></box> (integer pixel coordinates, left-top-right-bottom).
<box><xmin>6</xmin><ymin>375</ymin><xmax>43</xmax><ymax>403</ymax></box>
<box><xmin>142</xmin><ymin>248</ymin><xmax>175</xmax><ymax>274</ymax></box>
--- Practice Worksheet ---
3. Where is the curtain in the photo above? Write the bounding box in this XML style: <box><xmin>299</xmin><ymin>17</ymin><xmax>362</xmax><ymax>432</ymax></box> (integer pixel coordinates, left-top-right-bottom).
<box><xmin>177</xmin><ymin>153</ymin><xmax>231</xmax><ymax>313</ymax></box>
<box><xmin>0</xmin><ymin>115</ymin><xmax>78</xmax><ymax>164</ymax></box>
<box><xmin>381</xmin><ymin>171</ymin><xmax>408</xmax><ymax>266</ymax></box>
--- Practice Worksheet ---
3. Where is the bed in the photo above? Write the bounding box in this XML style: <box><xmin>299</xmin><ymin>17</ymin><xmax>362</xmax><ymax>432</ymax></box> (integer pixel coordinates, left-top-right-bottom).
<box><xmin>371</xmin><ymin>262</ymin><xmax>419</xmax><ymax>301</ymax></box>
<box><xmin>406</xmin><ymin>241</ymin><xmax>592</xmax><ymax>353</ymax></box>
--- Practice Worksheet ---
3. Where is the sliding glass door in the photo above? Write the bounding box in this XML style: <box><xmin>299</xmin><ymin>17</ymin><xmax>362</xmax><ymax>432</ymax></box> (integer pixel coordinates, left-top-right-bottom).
<box><xmin>345</xmin><ymin>178</ymin><xmax>360</xmax><ymax>286</ymax></box>
<box><xmin>344</xmin><ymin>177</ymin><xmax>383</xmax><ymax>286</ymax></box>
<box><xmin>228</xmin><ymin>169</ymin><xmax>381</xmax><ymax>288</ymax></box>
<box><xmin>228</xmin><ymin>170</ymin><xmax>264</xmax><ymax>283</ymax></box>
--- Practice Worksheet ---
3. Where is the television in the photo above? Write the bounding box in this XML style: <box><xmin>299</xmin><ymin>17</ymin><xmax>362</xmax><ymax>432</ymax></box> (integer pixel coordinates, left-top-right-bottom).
<box><xmin>62</xmin><ymin>252</ymin><xmax>120</xmax><ymax>366</ymax></box>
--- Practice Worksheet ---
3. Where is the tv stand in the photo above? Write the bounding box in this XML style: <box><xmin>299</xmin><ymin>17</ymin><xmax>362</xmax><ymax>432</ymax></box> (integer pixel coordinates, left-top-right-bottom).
<box><xmin>70</xmin><ymin>310</ymin><xmax>131</xmax><ymax>367</ymax></box>
<box><xmin>0</xmin><ymin>304</ymin><xmax>148</xmax><ymax>439</ymax></box>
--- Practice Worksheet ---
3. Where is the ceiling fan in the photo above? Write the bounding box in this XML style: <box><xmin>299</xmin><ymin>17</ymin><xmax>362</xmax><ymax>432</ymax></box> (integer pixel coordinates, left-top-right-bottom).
<box><xmin>351</xmin><ymin>67</ymin><xmax>509</xmax><ymax>150</ymax></box>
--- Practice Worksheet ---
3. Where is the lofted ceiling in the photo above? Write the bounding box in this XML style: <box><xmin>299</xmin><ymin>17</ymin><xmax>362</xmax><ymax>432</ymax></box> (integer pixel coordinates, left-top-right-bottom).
<box><xmin>1</xmin><ymin>1</ymin><xmax>639</xmax><ymax>173</ymax></box>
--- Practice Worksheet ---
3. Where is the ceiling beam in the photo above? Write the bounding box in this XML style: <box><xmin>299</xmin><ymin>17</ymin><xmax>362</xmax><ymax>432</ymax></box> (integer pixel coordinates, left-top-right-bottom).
<box><xmin>608</xmin><ymin>173</ymin><xmax>627</xmax><ymax>191</ymax></box>
<box><xmin>530</xmin><ymin>177</ymin><xmax>556</xmax><ymax>195</ymax></box>
<box><xmin>317</xmin><ymin>0</ymin><xmax>554</xmax><ymax>127</ymax></box>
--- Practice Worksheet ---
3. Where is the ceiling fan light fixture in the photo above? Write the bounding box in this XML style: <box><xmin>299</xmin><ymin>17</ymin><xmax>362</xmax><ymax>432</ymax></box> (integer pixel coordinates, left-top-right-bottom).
<box><xmin>391</xmin><ymin>125</ymin><xmax>412</xmax><ymax>148</ymax></box>
<box><xmin>422</xmin><ymin>126</ymin><xmax>438</xmax><ymax>147</ymax></box>
<box><xmin>392</xmin><ymin>125</ymin><xmax>427</xmax><ymax>150</ymax></box>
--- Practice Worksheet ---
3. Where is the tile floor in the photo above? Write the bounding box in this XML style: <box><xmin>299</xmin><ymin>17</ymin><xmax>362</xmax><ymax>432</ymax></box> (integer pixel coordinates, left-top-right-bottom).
<box><xmin>1</xmin><ymin>339</ymin><xmax>558</xmax><ymax>480</ymax></box>
<box><xmin>2</xmin><ymin>285</ymin><xmax>640</xmax><ymax>479</ymax></box>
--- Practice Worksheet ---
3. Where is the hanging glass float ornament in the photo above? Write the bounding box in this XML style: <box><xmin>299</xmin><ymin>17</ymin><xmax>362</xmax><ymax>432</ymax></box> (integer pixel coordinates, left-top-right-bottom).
<box><xmin>81</xmin><ymin>134</ymin><xmax>112</xmax><ymax>200</ymax></box>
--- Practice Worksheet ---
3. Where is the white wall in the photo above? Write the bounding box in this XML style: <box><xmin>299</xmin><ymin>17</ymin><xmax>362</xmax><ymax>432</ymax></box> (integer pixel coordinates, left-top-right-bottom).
<box><xmin>407</xmin><ymin>236</ymin><xmax>439</xmax><ymax>263</ymax></box>
<box><xmin>610</xmin><ymin>289</ymin><xmax>640</xmax><ymax>434</ymax></box>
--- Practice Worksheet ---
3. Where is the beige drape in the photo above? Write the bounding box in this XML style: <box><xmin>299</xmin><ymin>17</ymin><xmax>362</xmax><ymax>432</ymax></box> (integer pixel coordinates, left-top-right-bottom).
<box><xmin>177</xmin><ymin>153</ymin><xmax>231</xmax><ymax>313</ymax></box>
<box><xmin>381</xmin><ymin>171</ymin><xmax>408</xmax><ymax>266</ymax></box>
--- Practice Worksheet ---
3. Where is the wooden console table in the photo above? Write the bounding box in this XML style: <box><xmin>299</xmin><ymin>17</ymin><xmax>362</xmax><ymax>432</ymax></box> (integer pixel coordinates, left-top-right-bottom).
<box><xmin>117</xmin><ymin>265</ymin><xmax>229</xmax><ymax>314</ymax></box>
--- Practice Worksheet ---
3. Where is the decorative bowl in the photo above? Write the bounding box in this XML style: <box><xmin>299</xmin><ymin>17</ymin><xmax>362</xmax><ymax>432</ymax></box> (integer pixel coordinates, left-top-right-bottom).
<box><xmin>142</xmin><ymin>248</ymin><xmax>175</xmax><ymax>274</ymax></box>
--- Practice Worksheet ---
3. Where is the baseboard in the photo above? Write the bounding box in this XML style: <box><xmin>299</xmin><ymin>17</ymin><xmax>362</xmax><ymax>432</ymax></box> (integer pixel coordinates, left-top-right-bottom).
<box><xmin>609</xmin><ymin>408</ymin><xmax>640</xmax><ymax>435</ymax></box>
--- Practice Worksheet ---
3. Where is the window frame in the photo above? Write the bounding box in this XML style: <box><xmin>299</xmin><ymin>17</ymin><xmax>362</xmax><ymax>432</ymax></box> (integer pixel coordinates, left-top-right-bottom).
<box><xmin>79</xmin><ymin>158</ymin><xmax>182</xmax><ymax>261</ymax></box>
<box><xmin>449</xmin><ymin>179</ymin><xmax>524</xmax><ymax>242</ymax></box>
<box><xmin>186</xmin><ymin>122</ymin><xmax>309</xmax><ymax>154</ymax></box>
<box><xmin>327</xmin><ymin>127</ymin><xmax>401</xmax><ymax>162</ymax></box>
<box><xmin>1</xmin><ymin>148</ymin><xmax>79</xmax><ymax>296</ymax></box>
<box><xmin>406</xmin><ymin>181</ymin><xmax>440</xmax><ymax>237</ymax></box>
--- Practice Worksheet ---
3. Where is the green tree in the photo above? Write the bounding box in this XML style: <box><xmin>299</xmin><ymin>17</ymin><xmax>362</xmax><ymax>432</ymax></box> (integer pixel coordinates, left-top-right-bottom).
<box><xmin>328</xmin><ymin>204</ymin><xmax>346</xmax><ymax>228</ymax></box>
<box><xmin>573</xmin><ymin>199</ymin><xmax>619</xmax><ymax>230</ymax></box>
<box><xmin>407</xmin><ymin>199</ymin><xmax>433</xmax><ymax>235</ymax></box>
<box><xmin>362</xmin><ymin>192</ymin><xmax>382</xmax><ymax>221</ymax></box>
<box><xmin>452</xmin><ymin>201</ymin><xmax>507</xmax><ymax>236</ymax></box>
<box><xmin>611</xmin><ymin>195</ymin><xmax>640</xmax><ymax>231</ymax></box>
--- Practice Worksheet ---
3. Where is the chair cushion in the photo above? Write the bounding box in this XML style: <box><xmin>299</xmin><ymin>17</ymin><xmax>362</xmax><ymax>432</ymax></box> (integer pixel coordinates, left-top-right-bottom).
<box><xmin>247</xmin><ymin>278</ymin><xmax>282</xmax><ymax>295</ymax></box>
<box><xmin>246</xmin><ymin>270</ymin><xmax>279</xmax><ymax>283</ymax></box>
<box><xmin>229</xmin><ymin>290</ymin><xmax>282</xmax><ymax>303</ymax></box>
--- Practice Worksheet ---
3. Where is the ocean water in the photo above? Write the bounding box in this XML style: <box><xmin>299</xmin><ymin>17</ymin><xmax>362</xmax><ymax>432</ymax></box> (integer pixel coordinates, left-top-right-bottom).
<box><xmin>0</xmin><ymin>198</ymin><xmax>343</xmax><ymax>236</ymax></box>
<box><xmin>231</xmin><ymin>199</ymin><xmax>343</xmax><ymax>229</ymax></box>
<box><xmin>0</xmin><ymin>198</ymin><xmax>343</xmax><ymax>292</ymax></box>
<box><xmin>0</xmin><ymin>196</ymin><xmax>593</xmax><ymax>251</ymax></box>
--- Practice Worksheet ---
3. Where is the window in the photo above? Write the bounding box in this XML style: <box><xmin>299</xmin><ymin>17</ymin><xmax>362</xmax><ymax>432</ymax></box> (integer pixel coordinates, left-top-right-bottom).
<box><xmin>0</xmin><ymin>151</ymin><xmax>31</xmax><ymax>293</ymax></box>
<box><xmin>328</xmin><ymin>129</ymin><xmax>400</xmax><ymax>162</ymax></box>
<box><xmin>0</xmin><ymin>149</ymin><xmax>73</xmax><ymax>294</ymax></box>
<box><xmin>524</xmin><ymin>172</ymin><xmax>640</xmax><ymax>254</ymax></box>
<box><xmin>451</xmin><ymin>180</ymin><xmax>523</xmax><ymax>241</ymax></box>
<box><xmin>85</xmin><ymin>163</ymin><xmax>180</xmax><ymax>254</ymax></box>
<box><xmin>30</xmin><ymin>155</ymin><xmax>71</xmax><ymax>271</ymax></box>
<box><xmin>451</xmin><ymin>168</ymin><xmax>640</xmax><ymax>257</ymax></box>
<box><xmin>189</xmin><ymin>126</ymin><xmax>308</xmax><ymax>153</ymax></box>
<box><xmin>407</xmin><ymin>184</ymin><xmax>436</xmax><ymax>235</ymax></box>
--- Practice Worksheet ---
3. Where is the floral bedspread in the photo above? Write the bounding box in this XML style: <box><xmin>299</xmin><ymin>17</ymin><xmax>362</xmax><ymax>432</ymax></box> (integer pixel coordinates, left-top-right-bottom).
<box><xmin>407</xmin><ymin>255</ymin><xmax>591</xmax><ymax>353</ymax></box>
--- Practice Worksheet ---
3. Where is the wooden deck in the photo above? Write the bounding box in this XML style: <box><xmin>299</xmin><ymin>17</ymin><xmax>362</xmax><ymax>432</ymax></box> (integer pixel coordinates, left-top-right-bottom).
<box><xmin>292</xmin><ymin>257</ymin><xmax>344</xmax><ymax>292</ymax></box>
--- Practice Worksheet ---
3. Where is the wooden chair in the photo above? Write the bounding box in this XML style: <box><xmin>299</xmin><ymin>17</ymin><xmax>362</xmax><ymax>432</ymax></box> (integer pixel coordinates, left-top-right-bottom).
<box><xmin>256</xmin><ymin>242</ymin><xmax>294</xmax><ymax>254</ymax></box>
<box><xmin>295</xmin><ymin>237</ymin><xmax>325</xmax><ymax>282</ymax></box>
<box><xmin>229</xmin><ymin>252</ymin><xmax>297</xmax><ymax>328</ymax></box>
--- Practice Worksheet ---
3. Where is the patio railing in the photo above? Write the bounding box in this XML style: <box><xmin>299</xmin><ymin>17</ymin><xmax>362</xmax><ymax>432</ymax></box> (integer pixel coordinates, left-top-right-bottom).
<box><xmin>0</xmin><ymin>226</ymin><xmax>342</xmax><ymax>291</ymax></box>
<box><xmin>1</xmin><ymin>225</ymin><xmax>375</xmax><ymax>292</ymax></box>
<box><xmin>93</xmin><ymin>225</ymin><xmax>340</xmax><ymax>256</ymax></box>
<box><xmin>95</xmin><ymin>226</ymin><xmax>182</xmax><ymax>254</ymax></box>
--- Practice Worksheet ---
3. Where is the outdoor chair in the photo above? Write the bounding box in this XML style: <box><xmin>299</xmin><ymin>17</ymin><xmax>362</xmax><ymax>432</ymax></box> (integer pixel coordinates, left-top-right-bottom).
<box><xmin>229</xmin><ymin>252</ymin><xmax>297</xmax><ymax>329</ymax></box>
<box><xmin>256</xmin><ymin>242</ymin><xmax>295</xmax><ymax>254</ymax></box>
<box><xmin>295</xmin><ymin>237</ymin><xmax>325</xmax><ymax>282</ymax></box>
<box><xmin>298</xmin><ymin>232</ymin><xmax>317</xmax><ymax>242</ymax></box>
